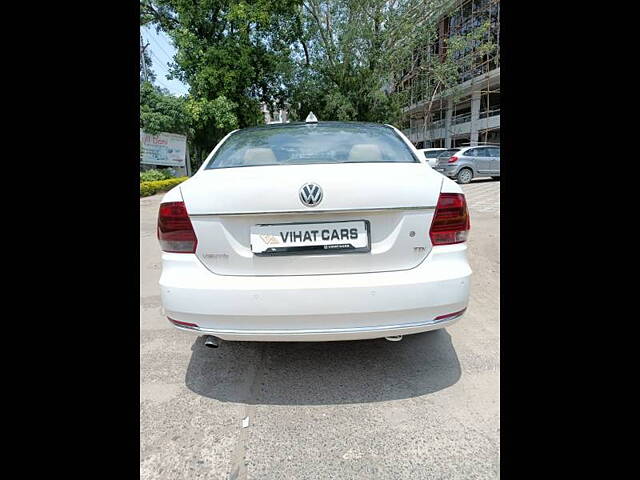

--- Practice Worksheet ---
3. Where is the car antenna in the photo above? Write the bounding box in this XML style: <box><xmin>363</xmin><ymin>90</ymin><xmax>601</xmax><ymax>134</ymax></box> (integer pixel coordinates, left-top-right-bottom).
<box><xmin>305</xmin><ymin>112</ymin><xmax>318</xmax><ymax>123</ymax></box>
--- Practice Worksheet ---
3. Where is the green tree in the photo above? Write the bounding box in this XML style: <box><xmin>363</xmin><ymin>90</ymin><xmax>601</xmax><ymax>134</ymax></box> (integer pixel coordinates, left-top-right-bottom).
<box><xmin>140</xmin><ymin>0</ymin><xmax>302</xmax><ymax>128</ymax></box>
<box><xmin>184</xmin><ymin>95</ymin><xmax>239</xmax><ymax>170</ymax></box>
<box><xmin>140</xmin><ymin>0</ymin><xmax>496</xmax><ymax>164</ymax></box>
<box><xmin>139</xmin><ymin>82</ymin><xmax>239</xmax><ymax>170</ymax></box>
<box><xmin>139</xmin><ymin>82</ymin><xmax>190</xmax><ymax>135</ymax></box>
<box><xmin>287</xmin><ymin>0</ymin><xmax>400</xmax><ymax>122</ymax></box>
<box><xmin>287</xmin><ymin>0</ymin><xmax>494</xmax><ymax>127</ymax></box>
<box><xmin>285</xmin><ymin>0</ymin><xmax>441</xmax><ymax>123</ymax></box>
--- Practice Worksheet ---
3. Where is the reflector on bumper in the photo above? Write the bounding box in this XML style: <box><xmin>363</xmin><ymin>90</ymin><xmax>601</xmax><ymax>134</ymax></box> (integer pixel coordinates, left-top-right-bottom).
<box><xmin>168</xmin><ymin>317</ymin><xmax>199</xmax><ymax>328</ymax></box>
<box><xmin>435</xmin><ymin>308</ymin><xmax>467</xmax><ymax>321</ymax></box>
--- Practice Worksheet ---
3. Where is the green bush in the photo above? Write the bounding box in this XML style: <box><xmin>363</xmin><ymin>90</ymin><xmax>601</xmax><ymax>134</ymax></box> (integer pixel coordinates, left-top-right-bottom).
<box><xmin>140</xmin><ymin>177</ymin><xmax>188</xmax><ymax>197</ymax></box>
<box><xmin>140</xmin><ymin>168</ymin><xmax>175</xmax><ymax>183</ymax></box>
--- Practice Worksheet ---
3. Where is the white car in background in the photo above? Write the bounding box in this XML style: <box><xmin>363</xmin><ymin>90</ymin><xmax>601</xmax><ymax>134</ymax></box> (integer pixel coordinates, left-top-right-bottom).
<box><xmin>157</xmin><ymin>117</ymin><xmax>471</xmax><ymax>346</ymax></box>
<box><xmin>418</xmin><ymin>147</ymin><xmax>460</xmax><ymax>168</ymax></box>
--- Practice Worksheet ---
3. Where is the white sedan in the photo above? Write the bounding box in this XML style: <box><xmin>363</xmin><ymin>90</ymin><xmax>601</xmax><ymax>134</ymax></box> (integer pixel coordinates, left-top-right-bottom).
<box><xmin>158</xmin><ymin>117</ymin><xmax>471</xmax><ymax>346</ymax></box>
<box><xmin>417</xmin><ymin>147</ymin><xmax>449</xmax><ymax>167</ymax></box>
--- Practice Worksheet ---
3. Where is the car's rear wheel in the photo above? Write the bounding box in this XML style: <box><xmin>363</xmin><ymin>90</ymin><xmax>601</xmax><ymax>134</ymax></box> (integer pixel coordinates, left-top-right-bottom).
<box><xmin>456</xmin><ymin>168</ymin><xmax>473</xmax><ymax>184</ymax></box>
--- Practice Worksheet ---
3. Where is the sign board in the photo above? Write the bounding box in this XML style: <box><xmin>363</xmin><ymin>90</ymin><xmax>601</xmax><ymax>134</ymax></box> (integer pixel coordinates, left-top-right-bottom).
<box><xmin>140</xmin><ymin>130</ymin><xmax>187</xmax><ymax>167</ymax></box>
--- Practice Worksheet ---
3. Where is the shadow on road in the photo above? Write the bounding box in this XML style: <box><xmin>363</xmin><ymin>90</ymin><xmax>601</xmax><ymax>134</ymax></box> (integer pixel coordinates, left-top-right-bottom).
<box><xmin>184</xmin><ymin>330</ymin><xmax>461</xmax><ymax>405</ymax></box>
<box><xmin>468</xmin><ymin>178</ymin><xmax>499</xmax><ymax>184</ymax></box>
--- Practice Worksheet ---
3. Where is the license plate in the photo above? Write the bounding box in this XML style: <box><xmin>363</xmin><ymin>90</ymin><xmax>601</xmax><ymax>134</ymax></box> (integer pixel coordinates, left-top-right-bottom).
<box><xmin>251</xmin><ymin>220</ymin><xmax>370</xmax><ymax>255</ymax></box>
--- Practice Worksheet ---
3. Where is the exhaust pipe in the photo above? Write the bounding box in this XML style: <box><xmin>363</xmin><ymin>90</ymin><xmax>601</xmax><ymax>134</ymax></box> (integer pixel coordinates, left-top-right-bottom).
<box><xmin>203</xmin><ymin>335</ymin><xmax>220</xmax><ymax>348</ymax></box>
<box><xmin>385</xmin><ymin>335</ymin><xmax>403</xmax><ymax>342</ymax></box>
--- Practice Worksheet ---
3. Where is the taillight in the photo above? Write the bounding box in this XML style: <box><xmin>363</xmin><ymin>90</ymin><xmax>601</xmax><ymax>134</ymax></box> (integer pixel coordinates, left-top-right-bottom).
<box><xmin>157</xmin><ymin>201</ymin><xmax>197</xmax><ymax>253</ymax></box>
<box><xmin>168</xmin><ymin>317</ymin><xmax>198</xmax><ymax>328</ymax></box>
<box><xmin>429</xmin><ymin>193</ymin><xmax>470</xmax><ymax>245</ymax></box>
<box><xmin>448</xmin><ymin>156</ymin><xmax>458</xmax><ymax>163</ymax></box>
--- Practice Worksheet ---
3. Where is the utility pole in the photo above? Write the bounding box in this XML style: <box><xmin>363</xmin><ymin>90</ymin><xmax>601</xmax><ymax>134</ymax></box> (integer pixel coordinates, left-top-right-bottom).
<box><xmin>185</xmin><ymin>143</ymin><xmax>192</xmax><ymax>177</ymax></box>
<box><xmin>140</xmin><ymin>34</ymin><xmax>149</xmax><ymax>82</ymax></box>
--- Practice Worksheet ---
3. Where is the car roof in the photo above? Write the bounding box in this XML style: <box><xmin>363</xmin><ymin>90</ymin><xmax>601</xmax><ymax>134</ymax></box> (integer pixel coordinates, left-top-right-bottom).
<box><xmin>458</xmin><ymin>144</ymin><xmax>500</xmax><ymax>148</ymax></box>
<box><xmin>237</xmin><ymin>121</ymin><xmax>393</xmax><ymax>133</ymax></box>
<box><xmin>448</xmin><ymin>145</ymin><xmax>500</xmax><ymax>151</ymax></box>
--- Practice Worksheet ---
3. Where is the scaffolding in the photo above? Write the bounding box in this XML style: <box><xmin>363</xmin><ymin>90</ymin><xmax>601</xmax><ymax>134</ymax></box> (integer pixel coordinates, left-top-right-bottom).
<box><xmin>398</xmin><ymin>0</ymin><xmax>500</xmax><ymax>147</ymax></box>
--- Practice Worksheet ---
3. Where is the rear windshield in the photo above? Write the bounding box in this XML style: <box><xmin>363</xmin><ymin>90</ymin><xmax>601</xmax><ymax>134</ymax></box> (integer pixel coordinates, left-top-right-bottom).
<box><xmin>206</xmin><ymin>124</ymin><xmax>418</xmax><ymax>169</ymax></box>
<box><xmin>436</xmin><ymin>149</ymin><xmax>460</xmax><ymax>157</ymax></box>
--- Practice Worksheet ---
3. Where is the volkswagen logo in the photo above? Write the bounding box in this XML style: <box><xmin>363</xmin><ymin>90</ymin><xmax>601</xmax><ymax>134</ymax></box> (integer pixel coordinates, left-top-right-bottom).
<box><xmin>299</xmin><ymin>183</ymin><xmax>323</xmax><ymax>207</ymax></box>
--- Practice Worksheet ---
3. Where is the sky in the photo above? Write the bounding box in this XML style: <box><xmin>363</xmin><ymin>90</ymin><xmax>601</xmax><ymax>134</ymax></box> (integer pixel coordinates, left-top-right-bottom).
<box><xmin>141</xmin><ymin>25</ymin><xmax>190</xmax><ymax>97</ymax></box>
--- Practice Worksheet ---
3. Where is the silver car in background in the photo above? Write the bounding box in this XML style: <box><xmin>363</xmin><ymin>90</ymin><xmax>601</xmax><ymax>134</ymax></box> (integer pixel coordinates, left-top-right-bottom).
<box><xmin>418</xmin><ymin>148</ymin><xmax>459</xmax><ymax>168</ymax></box>
<box><xmin>434</xmin><ymin>145</ymin><xmax>500</xmax><ymax>184</ymax></box>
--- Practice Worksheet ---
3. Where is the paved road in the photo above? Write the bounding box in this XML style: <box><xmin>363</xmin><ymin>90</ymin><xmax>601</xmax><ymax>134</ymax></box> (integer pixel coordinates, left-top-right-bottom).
<box><xmin>140</xmin><ymin>181</ymin><xmax>500</xmax><ymax>479</ymax></box>
<box><xmin>461</xmin><ymin>178</ymin><xmax>500</xmax><ymax>215</ymax></box>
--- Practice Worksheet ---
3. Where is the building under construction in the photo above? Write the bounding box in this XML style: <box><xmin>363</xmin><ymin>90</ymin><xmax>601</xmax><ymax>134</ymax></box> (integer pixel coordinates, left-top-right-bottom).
<box><xmin>400</xmin><ymin>0</ymin><xmax>500</xmax><ymax>148</ymax></box>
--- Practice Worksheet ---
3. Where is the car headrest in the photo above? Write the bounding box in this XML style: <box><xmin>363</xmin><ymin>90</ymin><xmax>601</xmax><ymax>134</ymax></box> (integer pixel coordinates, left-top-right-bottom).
<box><xmin>347</xmin><ymin>144</ymin><xmax>382</xmax><ymax>163</ymax></box>
<box><xmin>243</xmin><ymin>148</ymin><xmax>277</xmax><ymax>165</ymax></box>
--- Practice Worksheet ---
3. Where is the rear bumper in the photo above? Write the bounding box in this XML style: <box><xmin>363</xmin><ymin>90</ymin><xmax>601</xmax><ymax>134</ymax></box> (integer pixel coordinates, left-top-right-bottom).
<box><xmin>168</xmin><ymin>311</ymin><xmax>465</xmax><ymax>341</ymax></box>
<box><xmin>159</xmin><ymin>244</ymin><xmax>471</xmax><ymax>342</ymax></box>
<box><xmin>434</xmin><ymin>165</ymin><xmax>460</xmax><ymax>177</ymax></box>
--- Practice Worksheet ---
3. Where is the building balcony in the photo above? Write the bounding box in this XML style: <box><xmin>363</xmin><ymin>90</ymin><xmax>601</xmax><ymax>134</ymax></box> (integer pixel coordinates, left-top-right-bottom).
<box><xmin>402</xmin><ymin>67</ymin><xmax>500</xmax><ymax>116</ymax></box>
<box><xmin>404</xmin><ymin>112</ymin><xmax>500</xmax><ymax>144</ymax></box>
<box><xmin>475</xmin><ymin>113</ymin><xmax>500</xmax><ymax>131</ymax></box>
<box><xmin>479</xmin><ymin>108</ymin><xmax>500</xmax><ymax>120</ymax></box>
<box><xmin>452</xmin><ymin>112</ymin><xmax>472</xmax><ymax>125</ymax></box>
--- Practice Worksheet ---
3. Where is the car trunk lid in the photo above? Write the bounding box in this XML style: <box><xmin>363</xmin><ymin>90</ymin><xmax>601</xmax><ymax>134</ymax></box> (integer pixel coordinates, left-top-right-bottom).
<box><xmin>180</xmin><ymin>163</ymin><xmax>443</xmax><ymax>276</ymax></box>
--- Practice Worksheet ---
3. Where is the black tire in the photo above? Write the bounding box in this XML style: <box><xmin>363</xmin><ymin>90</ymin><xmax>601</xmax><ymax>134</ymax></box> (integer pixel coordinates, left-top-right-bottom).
<box><xmin>456</xmin><ymin>168</ymin><xmax>473</xmax><ymax>184</ymax></box>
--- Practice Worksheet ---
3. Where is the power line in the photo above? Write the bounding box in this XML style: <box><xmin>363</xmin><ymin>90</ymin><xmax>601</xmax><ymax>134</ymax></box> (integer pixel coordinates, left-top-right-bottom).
<box><xmin>148</xmin><ymin>41</ymin><xmax>173</xmax><ymax>66</ymax></box>
<box><xmin>145</xmin><ymin>31</ymin><xmax>174</xmax><ymax>63</ymax></box>
<box><xmin>140</xmin><ymin>32</ymin><xmax>169</xmax><ymax>65</ymax></box>
<box><xmin>151</xmin><ymin>34</ymin><xmax>174</xmax><ymax>62</ymax></box>
<box><xmin>149</xmin><ymin>50</ymin><xmax>171</xmax><ymax>72</ymax></box>
<box><xmin>141</xmin><ymin>30</ymin><xmax>188</xmax><ymax>95</ymax></box>
<box><xmin>156</xmin><ymin>80</ymin><xmax>174</xmax><ymax>91</ymax></box>
<box><xmin>141</xmin><ymin>32</ymin><xmax>174</xmax><ymax>73</ymax></box>
<box><xmin>146</xmin><ymin>47</ymin><xmax>173</xmax><ymax>79</ymax></box>
<box><xmin>148</xmin><ymin>51</ymin><xmax>181</xmax><ymax>90</ymax></box>
<box><xmin>154</xmin><ymin>71</ymin><xmax>186</xmax><ymax>96</ymax></box>
<box><xmin>144</xmin><ymin>42</ymin><xmax>175</xmax><ymax>77</ymax></box>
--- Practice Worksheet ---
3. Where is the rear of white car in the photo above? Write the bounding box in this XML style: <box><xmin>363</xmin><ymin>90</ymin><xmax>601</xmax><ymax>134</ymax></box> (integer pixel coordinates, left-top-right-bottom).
<box><xmin>158</xmin><ymin>122</ymin><xmax>471</xmax><ymax>342</ymax></box>
<box><xmin>418</xmin><ymin>148</ymin><xmax>448</xmax><ymax>167</ymax></box>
